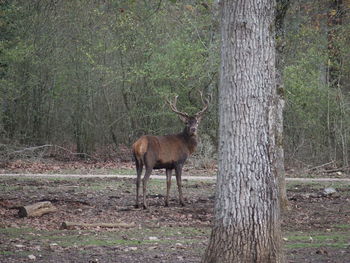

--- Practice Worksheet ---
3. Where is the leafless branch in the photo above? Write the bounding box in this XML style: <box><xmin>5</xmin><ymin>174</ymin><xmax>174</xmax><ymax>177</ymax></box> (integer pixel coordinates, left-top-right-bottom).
<box><xmin>7</xmin><ymin>144</ymin><xmax>97</xmax><ymax>160</ymax></box>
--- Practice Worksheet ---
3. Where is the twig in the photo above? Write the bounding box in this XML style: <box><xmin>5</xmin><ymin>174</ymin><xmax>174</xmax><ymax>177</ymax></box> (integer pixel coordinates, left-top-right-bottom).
<box><xmin>324</xmin><ymin>167</ymin><xmax>350</xmax><ymax>173</ymax></box>
<box><xmin>304</xmin><ymin>161</ymin><xmax>334</xmax><ymax>172</ymax></box>
<box><xmin>52</xmin><ymin>145</ymin><xmax>97</xmax><ymax>160</ymax></box>
<box><xmin>11</xmin><ymin>144</ymin><xmax>54</xmax><ymax>153</ymax></box>
<box><xmin>9</xmin><ymin>144</ymin><xmax>97</xmax><ymax>160</ymax></box>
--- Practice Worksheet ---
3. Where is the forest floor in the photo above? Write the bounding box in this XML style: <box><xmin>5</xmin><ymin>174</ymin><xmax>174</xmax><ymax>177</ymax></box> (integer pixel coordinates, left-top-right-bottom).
<box><xmin>0</xmin><ymin>159</ymin><xmax>350</xmax><ymax>262</ymax></box>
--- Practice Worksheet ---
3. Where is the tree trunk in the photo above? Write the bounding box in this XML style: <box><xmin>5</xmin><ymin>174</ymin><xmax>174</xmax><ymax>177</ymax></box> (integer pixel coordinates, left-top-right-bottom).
<box><xmin>275</xmin><ymin>98</ymin><xmax>289</xmax><ymax>211</ymax></box>
<box><xmin>275</xmin><ymin>0</ymin><xmax>291</xmax><ymax>211</ymax></box>
<box><xmin>202</xmin><ymin>0</ymin><xmax>284</xmax><ymax>262</ymax></box>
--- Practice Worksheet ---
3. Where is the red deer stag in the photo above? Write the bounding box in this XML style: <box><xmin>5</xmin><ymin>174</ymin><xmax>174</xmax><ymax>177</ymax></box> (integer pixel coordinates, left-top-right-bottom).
<box><xmin>132</xmin><ymin>94</ymin><xmax>210</xmax><ymax>209</ymax></box>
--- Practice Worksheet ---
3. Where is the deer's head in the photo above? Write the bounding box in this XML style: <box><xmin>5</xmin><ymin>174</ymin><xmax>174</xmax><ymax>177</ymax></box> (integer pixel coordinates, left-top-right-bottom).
<box><xmin>166</xmin><ymin>92</ymin><xmax>211</xmax><ymax>137</ymax></box>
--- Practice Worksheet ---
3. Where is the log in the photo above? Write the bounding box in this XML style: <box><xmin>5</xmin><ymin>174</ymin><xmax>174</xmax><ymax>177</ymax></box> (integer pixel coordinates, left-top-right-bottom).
<box><xmin>18</xmin><ymin>201</ymin><xmax>57</xmax><ymax>218</ymax></box>
<box><xmin>60</xmin><ymin>221</ymin><xmax>136</xmax><ymax>230</ymax></box>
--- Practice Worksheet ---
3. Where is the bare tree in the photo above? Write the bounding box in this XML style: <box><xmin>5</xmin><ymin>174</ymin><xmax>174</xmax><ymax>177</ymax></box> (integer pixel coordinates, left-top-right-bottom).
<box><xmin>202</xmin><ymin>0</ymin><xmax>284</xmax><ymax>262</ymax></box>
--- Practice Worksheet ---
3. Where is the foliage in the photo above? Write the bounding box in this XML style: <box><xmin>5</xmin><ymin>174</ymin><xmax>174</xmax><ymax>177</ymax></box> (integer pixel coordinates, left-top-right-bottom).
<box><xmin>0</xmin><ymin>0</ymin><xmax>218</xmax><ymax>156</ymax></box>
<box><xmin>283</xmin><ymin>1</ymin><xmax>350</xmax><ymax>166</ymax></box>
<box><xmin>0</xmin><ymin>0</ymin><xmax>350</xmax><ymax>167</ymax></box>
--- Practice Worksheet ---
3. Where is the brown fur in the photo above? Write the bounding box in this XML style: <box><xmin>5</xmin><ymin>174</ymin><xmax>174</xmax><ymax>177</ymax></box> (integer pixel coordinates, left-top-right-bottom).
<box><xmin>133</xmin><ymin>133</ymin><xmax>196</xmax><ymax>170</ymax></box>
<box><xmin>132</xmin><ymin>96</ymin><xmax>210</xmax><ymax>209</ymax></box>
<box><xmin>133</xmin><ymin>123</ymin><xmax>199</xmax><ymax>209</ymax></box>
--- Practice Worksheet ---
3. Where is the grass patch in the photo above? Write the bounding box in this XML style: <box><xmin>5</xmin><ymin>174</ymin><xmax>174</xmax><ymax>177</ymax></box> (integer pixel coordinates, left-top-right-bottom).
<box><xmin>48</xmin><ymin>228</ymin><xmax>207</xmax><ymax>248</ymax></box>
<box><xmin>285</xmin><ymin>231</ymin><xmax>349</xmax><ymax>249</ymax></box>
<box><xmin>0</xmin><ymin>176</ymin><xmax>135</xmax><ymax>197</ymax></box>
<box><xmin>0</xmin><ymin>184</ymin><xmax>23</xmax><ymax>193</ymax></box>
<box><xmin>57</xmin><ymin>235</ymin><xmax>142</xmax><ymax>247</ymax></box>
<box><xmin>0</xmin><ymin>226</ymin><xmax>210</xmax><ymax>250</ymax></box>
<box><xmin>334</xmin><ymin>224</ymin><xmax>350</xmax><ymax>229</ymax></box>
<box><xmin>0</xmin><ymin>227</ymin><xmax>35</xmax><ymax>236</ymax></box>
<box><xmin>46</xmin><ymin>167</ymin><xmax>135</xmax><ymax>175</ymax></box>
<box><xmin>287</xmin><ymin>243</ymin><xmax>348</xmax><ymax>249</ymax></box>
<box><xmin>286</xmin><ymin>181</ymin><xmax>350</xmax><ymax>190</ymax></box>
<box><xmin>110</xmin><ymin>169</ymin><xmax>135</xmax><ymax>175</ymax></box>
<box><xmin>0</xmin><ymin>251</ymin><xmax>15</xmax><ymax>256</ymax></box>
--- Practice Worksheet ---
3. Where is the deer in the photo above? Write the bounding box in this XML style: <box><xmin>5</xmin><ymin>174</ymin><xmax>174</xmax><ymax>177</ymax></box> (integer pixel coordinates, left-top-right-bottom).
<box><xmin>132</xmin><ymin>94</ymin><xmax>210</xmax><ymax>209</ymax></box>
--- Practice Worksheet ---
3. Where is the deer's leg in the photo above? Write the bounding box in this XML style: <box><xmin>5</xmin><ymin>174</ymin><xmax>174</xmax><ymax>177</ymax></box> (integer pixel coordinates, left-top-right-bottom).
<box><xmin>135</xmin><ymin>158</ymin><xmax>143</xmax><ymax>208</ymax></box>
<box><xmin>142</xmin><ymin>167</ymin><xmax>152</xmax><ymax>209</ymax></box>
<box><xmin>175</xmin><ymin>165</ymin><xmax>185</xmax><ymax>206</ymax></box>
<box><xmin>165</xmin><ymin>169</ymin><xmax>172</xmax><ymax>207</ymax></box>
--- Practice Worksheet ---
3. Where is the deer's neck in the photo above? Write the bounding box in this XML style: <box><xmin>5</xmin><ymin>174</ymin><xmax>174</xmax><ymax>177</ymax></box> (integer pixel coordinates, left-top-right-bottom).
<box><xmin>180</xmin><ymin>129</ymin><xmax>198</xmax><ymax>155</ymax></box>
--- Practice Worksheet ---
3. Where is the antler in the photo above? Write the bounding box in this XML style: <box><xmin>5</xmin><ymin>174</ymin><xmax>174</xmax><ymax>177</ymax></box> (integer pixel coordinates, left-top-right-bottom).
<box><xmin>194</xmin><ymin>91</ymin><xmax>211</xmax><ymax>118</ymax></box>
<box><xmin>165</xmin><ymin>95</ymin><xmax>189</xmax><ymax>119</ymax></box>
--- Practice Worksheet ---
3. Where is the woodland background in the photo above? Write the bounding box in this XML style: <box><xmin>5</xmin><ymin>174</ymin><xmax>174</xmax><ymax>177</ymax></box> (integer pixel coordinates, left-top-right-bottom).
<box><xmin>0</xmin><ymin>0</ymin><xmax>349</xmax><ymax>168</ymax></box>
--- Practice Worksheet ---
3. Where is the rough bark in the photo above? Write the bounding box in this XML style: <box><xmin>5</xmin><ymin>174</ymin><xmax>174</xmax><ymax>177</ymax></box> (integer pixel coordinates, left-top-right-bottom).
<box><xmin>202</xmin><ymin>0</ymin><xmax>284</xmax><ymax>262</ymax></box>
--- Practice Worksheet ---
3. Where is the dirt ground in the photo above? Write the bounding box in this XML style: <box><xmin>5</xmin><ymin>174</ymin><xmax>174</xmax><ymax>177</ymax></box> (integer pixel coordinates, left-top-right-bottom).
<box><xmin>0</xmin><ymin>160</ymin><xmax>350</xmax><ymax>262</ymax></box>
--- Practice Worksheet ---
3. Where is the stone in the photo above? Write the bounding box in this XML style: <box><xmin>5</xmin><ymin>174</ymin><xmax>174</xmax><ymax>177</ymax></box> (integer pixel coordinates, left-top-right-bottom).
<box><xmin>322</xmin><ymin>187</ymin><xmax>337</xmax><ymax>196</ymax></box>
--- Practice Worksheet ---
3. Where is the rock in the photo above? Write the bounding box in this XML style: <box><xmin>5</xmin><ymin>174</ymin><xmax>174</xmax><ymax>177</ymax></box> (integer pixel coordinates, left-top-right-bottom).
<box><xmin>33</xmin><ymin>245</ymin><xmax>41</xmax><ymax>251</ymax></box>
<box><xmin>28</xmin><ymin>255</ymin><xmax>36</xmax><ymax>260</ymax></box>
<box><xmin>175</xmin><ymin>243</ymin><xmax>186</xmax><ymax>249</ymax></box>
<box><xmin>14</xmin><ymin>244</ymin><xmax>25</xmax><ymax>248</ymax></box>
<box><xmin>49</xmin><ymin>243</ymin><xmax>60</xmax><ymax>250</ymax></box>
<box><xmin>322</xmin><ymin>187</ymin><xmax>337</xmax><ymax>196</ymax></box>
<box><xmin>148</xmin><ymin>236</ymin><xmax>159</xmax><ymax>241</ymax></box>
<box><xmin>290</xmin><ymin>193</ymin><xmax>317</xmax><ymax>200</ymax></box>
<box><xmin>124</xmin><ymin>247</ymin><xmax>138</xmax><ymax>252</ymax></box>
<box><xmin>316</xmin><ymin>249</ymin><xmax>328</xmax><ymax>255</ymax></box>
<box><xmin>148</xmin><ymin>246</ymin><xmax>158</xmax><ymax>250</ymax></box>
